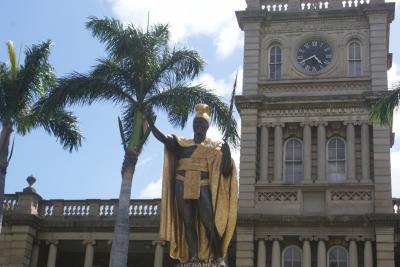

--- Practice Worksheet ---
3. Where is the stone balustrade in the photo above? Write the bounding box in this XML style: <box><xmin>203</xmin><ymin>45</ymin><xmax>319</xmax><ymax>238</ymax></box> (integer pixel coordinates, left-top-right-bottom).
<box><xmin>246</xmin><ymin>0</ymin><xmax>382</xmax><ymax>12</ymax></box>
<box><xmin>3</xmin><ymin>195</ymin><xmax>160</xmax><ymax>218</ymax></box>
<box><xmin>3</xmin><ymin>194</ymin><xmax>18</xmax><ymax>211</ymax></box>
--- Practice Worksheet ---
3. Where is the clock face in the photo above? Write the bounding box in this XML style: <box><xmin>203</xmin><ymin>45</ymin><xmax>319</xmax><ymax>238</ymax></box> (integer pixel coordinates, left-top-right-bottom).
<box><xmin>297</xmin><ymin>40</ymin><xmax>333</xmax><ymax>73</ymax></box>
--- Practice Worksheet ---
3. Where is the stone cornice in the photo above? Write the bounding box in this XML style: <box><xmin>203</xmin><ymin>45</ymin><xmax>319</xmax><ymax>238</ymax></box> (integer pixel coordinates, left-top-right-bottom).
<box><xmin>235</xmin><ymin>91</ymin><xmax>392</xmax><ymax>114</ymax></box>
<box><xmin>237</xmin><ymin>213</ymin><xmax>400</xmax><ymax>226</ymax></box>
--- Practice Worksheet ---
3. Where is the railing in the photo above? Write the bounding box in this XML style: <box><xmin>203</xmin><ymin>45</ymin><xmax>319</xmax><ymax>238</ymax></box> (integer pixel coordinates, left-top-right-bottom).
<box><xmin>5</xmin><ymin>194</ymin><xmax>400</xmax><ymax>215</ymax></box>
<box><xmin>3</xmin><ymin>194</ymin><xmax>17</xmax><ymax>212</ymax></box>
<box><xmin>249</xmin><ymin>0</ymin><xmax>381</xmax><ymax>12</ymax></box>
<box><xmin>393</xmin><ymin>198</ymin><xmax>400</xmax><ymax>214</ymax></box>
<box><xmin>3</xmin><ymin>194</ymin><xmax>160</xmax><ymax>218</ymax></box>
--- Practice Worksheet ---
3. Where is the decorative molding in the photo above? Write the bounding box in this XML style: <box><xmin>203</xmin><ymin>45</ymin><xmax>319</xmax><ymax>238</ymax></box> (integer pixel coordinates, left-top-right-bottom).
<box><xmin>259</xmin><ymin>80</ymin><xmax>371</xmax><ymax>94</ymax></box>
<box><xmin>260</xmin><ymin>106</ymin><xmax>368</xmax><ymax>117</ymax></box>
<box><xmin>330</xmin><ymin>191</ymin><xmax>372</xmax><ymax>201</ymax></box>
<box><xmin>257</xmin><ymin>191</ymin><xmax>298</xmax><ymax>202</ymax></box>
<box><xmin>262</xmin><ymin>19</ymin><xmax>369</xmax><ymax>33</ymax></box>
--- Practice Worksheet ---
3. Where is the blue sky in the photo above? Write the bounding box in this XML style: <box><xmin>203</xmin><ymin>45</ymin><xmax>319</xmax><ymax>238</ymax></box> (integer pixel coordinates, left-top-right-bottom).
<box><xmin>1</xmin><ymin>0</ymin><xmax>400</xmax><ymax>199</ymax></box>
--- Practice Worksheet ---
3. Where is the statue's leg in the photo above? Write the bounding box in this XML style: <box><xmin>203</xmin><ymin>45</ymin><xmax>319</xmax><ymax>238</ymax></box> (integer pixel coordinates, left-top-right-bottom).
<box><xmin>175</xmin><ymin>180</ymin><xmax>199</xmax><ymax>260</ymax></box>
<box><xmin>198</xmin><ymin>186</ymin><xmax>222</xmax><ymax>259</ymax></box>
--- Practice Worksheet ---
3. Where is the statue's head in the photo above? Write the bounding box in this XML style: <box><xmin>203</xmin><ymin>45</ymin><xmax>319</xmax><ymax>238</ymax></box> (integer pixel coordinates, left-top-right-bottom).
<box><xmin>193</xmin><ymin>104</ymin><xmax>210</xmax><ymax>144</ymax></box>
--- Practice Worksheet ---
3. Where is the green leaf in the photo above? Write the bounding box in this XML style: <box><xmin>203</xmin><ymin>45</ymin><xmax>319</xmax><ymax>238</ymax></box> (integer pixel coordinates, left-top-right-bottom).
<box><xmin>118</xmin><ymin>116</ymin><xmax>127</xmax><ymax>151</ymax></box>
<box><xmin>6</xmin><ymin>41</ymin><xmax>18</xmax><ymax>80</ymax></box>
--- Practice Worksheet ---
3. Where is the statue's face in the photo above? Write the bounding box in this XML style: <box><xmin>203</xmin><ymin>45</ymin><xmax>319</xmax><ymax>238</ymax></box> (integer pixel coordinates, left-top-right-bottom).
<box><xmin>193</xmin><ymin>117</ymin><xmax>209</xmax><ymax>143</ymax></box>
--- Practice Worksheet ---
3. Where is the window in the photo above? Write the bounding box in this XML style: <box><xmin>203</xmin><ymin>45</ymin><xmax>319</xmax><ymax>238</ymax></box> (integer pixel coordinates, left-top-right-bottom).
<box><xmin>269</xmin><ymin>46</ymin><xmax>282</xmax><ymax>80</ymax></box>
<box><xmin>283</xmin><ymin>246</ymin><xmax>302</xmax><ymax>267</ymax></box>
<box><xmin>328</xmin><ymin>246</ymin><xmax>348</xmax><ymax>267</ymax></box>
<box><xmin>327</xmin><ymin>137</ymin><xmax>346</xmax><ymax>182</ymax></box>
<box><xmin>348</xmin><ymin>41</ymin><xmax>361</xmax><ymax>76</ymax></box>
<box><xmin>284</xmin><ymin>138</ymin><xmax>303</xmax><ymax>184</ymax></box>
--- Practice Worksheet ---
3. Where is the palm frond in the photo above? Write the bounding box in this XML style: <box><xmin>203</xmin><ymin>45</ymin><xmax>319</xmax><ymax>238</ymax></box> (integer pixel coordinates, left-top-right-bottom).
<box><xmin>6</xmin><ymin>41</ymin><xmax>18</xmax><ymax>80</ymax></box>
<box><xmin>145</xmin><ymin>84</ymin><xmax>239</xmax><ymax>146</ymax></box>
<box><xmin>16</xmin><ymin>106</ymin><xmax>83</xmax><ymax>152</ymax></box>
<box><xmin>146</xmin><ymin>24</ymin><xmax>169</xmax><ymax>52</ymax></box>
<box><xmin>0</xmin><ymin>63</ymin><xmax>8</xmax><ymax>80</ymax></box>
<box><xmin>45</xmin><ymin>72</ymin><xmax>133</xmax><ymax>110</ymax></box>
<box><xmin>87</xmin><ymin>16</ymin><xmax>145</xmax><ymax>63</ymax></box>
<box><xmin>15</xmin><ymin>40</ymin><xmax>55</xmax><ymax>111</ymax></box>
<box><xmin>370</xmin><ymin>83</ymin><xmax>400</xmax><ymax>125</ymax></box>
<box><xmin>91</xmin><ymin>58</ymin><xmax>136</xmax><ymax>98</ymax></box>
<box><xmin>145</xmin><ymin>48</ymin><xmax>204</xmax><ymax>98</ymax></box>
<box><xmin>118</xmin><ymin>116</ymin><xmax>127</xmax><ymax>151</ymax></box>
<box><xmin>86</xmin><ymin>16</ymin><xmax>125</xmax><ymax>55</ymax></box>
<box><xmin>120</xmin><ymin>105</ymin><xmax>136</xmax><ymax>145</ymax></box>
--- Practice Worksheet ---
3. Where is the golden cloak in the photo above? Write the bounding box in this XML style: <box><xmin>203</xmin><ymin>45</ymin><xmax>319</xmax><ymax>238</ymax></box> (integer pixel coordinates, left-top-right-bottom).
<box><xmin>159</xmin><ymin>136</ymin><xmax>238</xmax><ymax>262</ymax></box>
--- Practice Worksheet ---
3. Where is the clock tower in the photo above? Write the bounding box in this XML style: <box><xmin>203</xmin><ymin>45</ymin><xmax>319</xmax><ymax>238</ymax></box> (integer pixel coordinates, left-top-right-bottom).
<box><xmin>235</xmin><ymin>0</ymin><xmax>396</xmax><ymax>266</ymax></box>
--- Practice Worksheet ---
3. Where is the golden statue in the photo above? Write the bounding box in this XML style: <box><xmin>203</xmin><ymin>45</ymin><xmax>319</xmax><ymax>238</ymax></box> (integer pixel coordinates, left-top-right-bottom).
<box><xmin>149</xmin><ymin>104</ymin><xmax>238</xmax><ymax>266</ymax></box>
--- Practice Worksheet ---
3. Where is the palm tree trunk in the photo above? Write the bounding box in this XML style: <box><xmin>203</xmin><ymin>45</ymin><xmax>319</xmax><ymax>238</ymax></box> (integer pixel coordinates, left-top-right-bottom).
<box><xmin>110</xmin><ymin>150</ymin><xmax>139</xmax><ymax>267</ymax></box>
<box><xmin>0</xmin><ymin>122</ymin><xmax>12</xmax><ymax>233</ymax></box>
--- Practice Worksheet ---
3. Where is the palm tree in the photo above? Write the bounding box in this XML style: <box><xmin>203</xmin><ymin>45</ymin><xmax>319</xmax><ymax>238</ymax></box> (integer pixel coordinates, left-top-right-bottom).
<box><xmin>0</xmin><ymin>40</ymin><xmax>83</xmax><ymax>232</ymax></box>
<box><xmin>370</xmin><ymin>82</ymin><xmax>400</xmax><ymax>125</ymax></box>
<box><xmin>45</xmin><ymin>17</ymin><xmax>238</xmax><ymax>267</ymax></box>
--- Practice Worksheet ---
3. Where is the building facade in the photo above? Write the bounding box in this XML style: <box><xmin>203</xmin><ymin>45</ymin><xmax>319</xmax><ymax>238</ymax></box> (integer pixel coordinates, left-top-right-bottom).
<box><xmin>235</xmin><ymin>0</ymin><xmax>396</xmax><ymax>266</ymax></box>
<box><xmin>1</xmin><ymin>0</ymin><xmax>399</xmax><ymax>267</ymax></box>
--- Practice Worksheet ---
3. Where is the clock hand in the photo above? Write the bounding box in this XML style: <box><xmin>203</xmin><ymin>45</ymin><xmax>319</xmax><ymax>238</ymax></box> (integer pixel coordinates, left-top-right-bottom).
<box><xmin>299</xmin><ymin>55</ymin><xmax>314</xmax><ymax>64</ymax></box>
<box><xmin>313</xmin><ymin>55</ymin><xmax>322</xmax><ymax>64</ymax></box>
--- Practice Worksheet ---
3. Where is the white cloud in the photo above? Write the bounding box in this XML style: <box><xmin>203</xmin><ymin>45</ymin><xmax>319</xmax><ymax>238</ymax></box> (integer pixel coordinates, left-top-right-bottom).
<box><xmin>136</xmin><ymin>155</ymin><xmax>154</xmax><ymax>168</ymax></box>
<box><xmin>388</xmin><ymin>61</ymin><xmax>400</xmax><ymax>88</ymax></box>
<box><xmin>389</xmin><ymin>61</ymin><xmax>400</xmax><ymax>196</ymax></box>
<box><xmin>197</xmin><ymin>67</ymin><xmax>243</xmax><ymax>97</ymax></box>
<box><xmin>391</xmin><ymin>151</ymin><xmax>400</xmax><ymax>197</ymax></box>
<box><xmin>139</xmin><ymin>177</ymin><xmax>162</xmax><ymax>199</ymax></box>
<box><xmin>107</xmin><ymin>0</ymin><xmax>246</xmax><ymax>58</ymax></box>
<box><xmin>207</xmin><ymin>121</ymin><xmax>241</xmax><ymax>169</ymax></box>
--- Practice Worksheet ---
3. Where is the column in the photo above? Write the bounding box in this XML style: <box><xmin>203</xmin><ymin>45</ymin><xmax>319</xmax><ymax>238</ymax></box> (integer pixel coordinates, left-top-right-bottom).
<box><xmin>31</xmin><ymin>241</ymin><xmax>40</xmax><ymax>267</ymax></box>
<box><xmin>317</xmin><ymin>122</ymin><xmax>327</xmax><ymax>181</ymax></box>
<box><xmin>257</xmin><ymin>239</ymin><xmax>266</xmax><ymax>267</ymax></box>
<box><xmin>152</xmin><ymin>241</ymin><xmax>165</xmax><ymax>267</ymax></box>
<box><xmin>83</xmin><ymin>240</ymin><xmax>96</xmax><ymax>267</ymax></box>
<box><xmin>271</xmin><ymin>238</ymin><xmax>281</xmax><ymax>267</ymax></box>
<box><xmin>375</xmin><ymin>227</ymin><xmax>395</xmax><ymax>266</ymax></box>
<box><xmin>361</xmin><ymin>123</ymin><xmax>371</xmax><ymax>181</ymax></box>
<box><xmin>46</xmin><ymin>240</ymin><xmax>58</xmax><ymax>267</ymax></box>
<box><xmin>317</xmin><ymin>239</ymin><xmax>327</xmax><ymax>267</ymax></box>
<box><xmin>300</xmin><ymin>237</ymin><xmax>311</xmax><ymax>267</ymax></box>
<box><xmin>302</xmin><ymin>122</ymin><xmax>312</xmax><ymax>182</ymax></box>
<box><xmin>259</xmin><ymin>125</ymin><xmax>269</xmax><ymax>182</ymax></box>
<box><xmin>108</xmin><ymin>240</ymin><xmax>112</xmax><ymax>267</ymax></box>
<box><xmin>364</xmin><ymin>240</ymin><xmax>373</xmax><ymax>267</ymax></box>
<box><xmin>345</xmin><ymin>122</ymin><xmax>356</xmax><ymax>181</ymax></box>
<box><xmin>348</xmin><ymin>239</ymin><xmax>358</xmax><ymax>267</ymax></box>
<box><xmin>274</xmin><ymin>123</ymin><xmax>284</xmax><ymax>183</ymax></box>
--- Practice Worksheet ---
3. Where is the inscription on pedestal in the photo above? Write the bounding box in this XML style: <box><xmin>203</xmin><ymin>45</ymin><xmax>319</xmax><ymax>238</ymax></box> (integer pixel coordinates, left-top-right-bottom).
<box><xmin>175</xmin><ymin>262</ymin><xmax>223</xmax><ymax>267</ymax></box>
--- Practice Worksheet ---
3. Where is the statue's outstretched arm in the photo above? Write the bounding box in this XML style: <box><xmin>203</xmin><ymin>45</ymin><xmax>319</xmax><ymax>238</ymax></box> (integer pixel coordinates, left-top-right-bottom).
<box><xmin>147</xmin><ymin>115</ymin><xmax>178</xmax><ymax>149</ymax></box>
<box><xmin>221</xmin><ymin>142</ymin><xmax>232</xmax><ymax>177</ymax></box>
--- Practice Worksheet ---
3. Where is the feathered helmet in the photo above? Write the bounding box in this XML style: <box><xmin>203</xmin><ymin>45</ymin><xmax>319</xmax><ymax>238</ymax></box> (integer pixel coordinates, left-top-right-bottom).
<box><xmin>194</xmin><ymin>104</ymin><xmax>211</xmax><ymax>125</ymax></box>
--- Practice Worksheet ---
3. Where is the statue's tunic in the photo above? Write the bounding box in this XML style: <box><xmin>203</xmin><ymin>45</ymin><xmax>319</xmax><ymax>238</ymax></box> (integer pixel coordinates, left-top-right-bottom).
<box><xmin>159</xmin><ymin>136</ymin><xmax>238</xmax><ymax>262</ymax></box>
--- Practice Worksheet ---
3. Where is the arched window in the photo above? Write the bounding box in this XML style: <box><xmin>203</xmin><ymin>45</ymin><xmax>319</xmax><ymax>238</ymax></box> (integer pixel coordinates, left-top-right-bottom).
<box><xmin>327</xmin><ymin>137</ymin><xmax>346</xmax><ymax>182</ymax></box>
<box><xmin>269</xmin><ymin>46</ymin><xmax>282</xmax><ymax>80</ymax></box>
<box><xmin>328</xmin><ymin>246</ymin><xmax>348</xmax><ymax>267</ymax></box>
<box><xmin>283</xmin><ymin>246</ymin><xmax>302</xmax><ymax>267</ymax></box>
<box><xmin>348</xmin><ymin>41</ymin><xmax>361</xmax><ymax>76</ymax></box>
<box><xmin>284</xmin><ymin>138</ymin><xmax>303</xmax><ymax>184</ymax></box>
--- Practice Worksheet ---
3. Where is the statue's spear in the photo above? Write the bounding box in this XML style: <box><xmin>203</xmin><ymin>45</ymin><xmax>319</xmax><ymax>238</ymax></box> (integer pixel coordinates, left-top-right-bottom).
<box><xmin>223</xmin><ymin>72</ymin><xmax>238</xmax><ymax>143</ymax></box>
<box><xmin>207</xmin><ymin>72</ymin><xmax>237</xmax><ymax>263</ymax></box>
